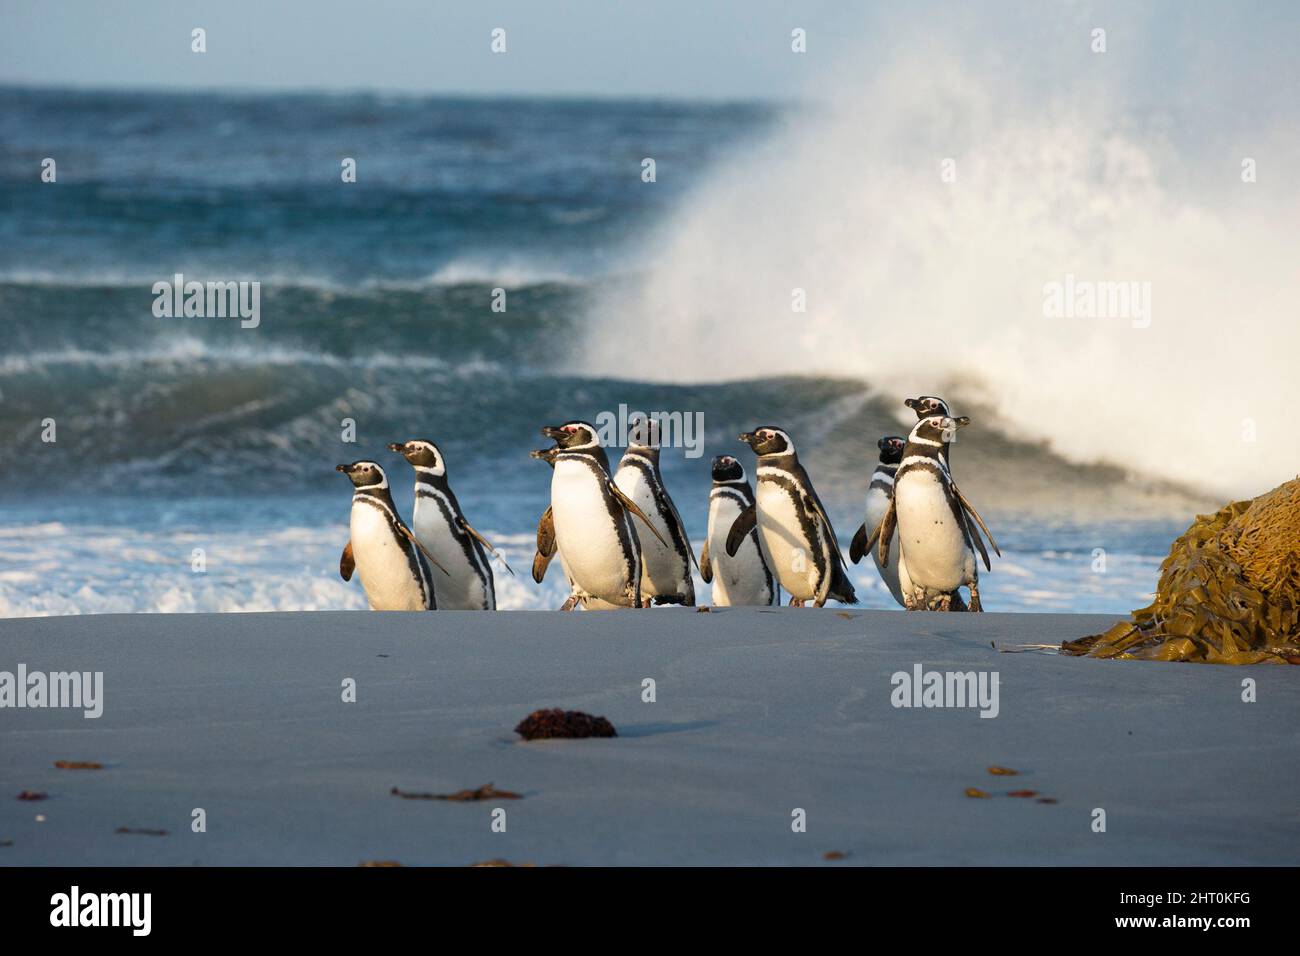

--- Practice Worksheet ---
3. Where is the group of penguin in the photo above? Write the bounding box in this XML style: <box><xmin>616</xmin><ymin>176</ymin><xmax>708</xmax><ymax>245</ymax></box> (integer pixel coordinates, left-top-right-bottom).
<box><xmin>335</xmin><ymin>395</ymin><xmax>1000</xmax><ymax>613</ymax></box>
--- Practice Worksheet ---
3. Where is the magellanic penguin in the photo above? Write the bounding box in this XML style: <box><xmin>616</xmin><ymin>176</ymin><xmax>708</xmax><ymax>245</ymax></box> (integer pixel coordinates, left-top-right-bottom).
<box><xmin>336</xmin><ymin>460</ymin><xmax>447</xmax><ymax>611</ymax></box>
<box><xmin>902</xmin><ymin>395</ymin><xmax>1001</xmax><ymax>580</ymax></box>
<box><xmin>538</xmin><ymin>421</ymin><xmax>669</xmax><ymax>609</ymax></box>
<box><xmin>848</xmin><ymin>436</ymin><xmax>909</xmax><ymax>607</ymax></box>
<box><xmin>387</xmin><ymin>439</ymin><xmax>508</xmax><ymax>610</ymax></box>
<box><xmin>866</xmin><ymin>416</ymin><xmax>1000</xmax><ymax>611</ymax></box>
<box><xmin>613</xmin><ymin>418</ymin><xmax>697</xmax><ymax>606</ymax></box>
<box><xmin>726</xmin><ymin>427</ymin><xmax>857</xmax><ymax>607</ymax></box>
<box><xmin>702</xmin><ymin>454</ymin><xmax>777</xmax><ymax>606</ymax></box>
<box><xmin>528</xmin><ymin>444</ymin><xmax>600</xmax><ymax>611</ymax></box>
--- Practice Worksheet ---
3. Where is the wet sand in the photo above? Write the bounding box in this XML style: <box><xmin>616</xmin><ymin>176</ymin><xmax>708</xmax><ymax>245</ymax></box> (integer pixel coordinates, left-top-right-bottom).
<box><xmin>1</xmin><ymin>608</ymin><xmax>1296</xmax><ymax>866</ymax></box>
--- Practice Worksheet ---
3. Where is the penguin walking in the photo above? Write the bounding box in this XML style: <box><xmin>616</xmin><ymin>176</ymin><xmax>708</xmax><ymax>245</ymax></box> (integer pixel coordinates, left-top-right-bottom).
<box><xmin>848</xmin><ymin>436</ymin><xmax>909</xmax><ymax>607</ymax></box>
<box><xmin>387</xmin><ymin>439</ymin><xmax>506</xmax><ymax>610</ymax></box>
<box><xmin>702</xmin><ymin>455</ymin><xmax>777</xmax><ymax>606</ymax></box>
<box><xmin>613</xmin><ymin>418</ymin><xmax>696</xmax><ymax>606</ymax></box>
<box><xmin>901</xmin><ymin>394</ymin><xmax>1001</xmax><ymax>573</ymax></box>
<box><xmin>336</xmin><ymin>460</ymin><xmax>444</xmax><ymax>611</ymax></box>
<box><xmin>537</xmin><ymin>421</ymin><xmax>668</xmax><ymax>609</ymax></box>
<box><xmin>529</xmin><ymin>444</ymin><xmax>595</xmax><ymax>611</ymax></box>
<box><xmin>867</xmin><ymin>416</ymin><xmax>998</xmax><ymax>611</ymax></box>
<box><xmin>726</xmin><ymin>427</ymin><xmax>857</xmax><ymax>607</ymax></box>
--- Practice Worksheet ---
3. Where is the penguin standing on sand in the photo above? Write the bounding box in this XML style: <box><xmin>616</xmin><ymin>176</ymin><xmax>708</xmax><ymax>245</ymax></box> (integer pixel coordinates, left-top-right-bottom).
<box><xmin>537</xmin><ymin>421</ymin><xmax>668</xmax><ymax>609</ymax></box>
<box><xmin>867</xmin><ymin>416</ymin><xmax>998</xmax><ymax>611</ymax></box>
<box><xmin>726</xmin><ymin>427</ymin><xmax>857</xmax><ymax>607</ymax></box>
<box><xmin>336</xmin><ymin>460</ymin><xmax>446</xmax><ymax>611</ymax></box>
<box><xmin>529</xmin><ymin>444</ymin><xmax>606</xmax><ymax>611</ymax></box>
<box><xmin>702</xmin><ymin>455</ymin><xmax>777</xmax><ymax>606</ymax></box>
<box><xmin>387</xmin><ymin>439</ymin><xmax>506</xmax><ymax>610</ymax></box>
<box><xmin>613</xmin><ymin>418</ymin><xmax>697</xmax><ymax>606</ymax></box>
<box><xmin>901</xmin><ymin>394</ymin><xmax>1001</xmax><ymax>578</ymax></box>
<box><xmin>849</xmin><ymin>436</ymin><xmax>909</xmax><ymax>607</ymax></box>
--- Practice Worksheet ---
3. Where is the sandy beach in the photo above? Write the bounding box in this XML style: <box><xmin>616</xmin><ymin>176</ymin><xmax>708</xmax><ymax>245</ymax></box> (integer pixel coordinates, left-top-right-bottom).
<box><xmin>2</xmin><ymin>608</ymin><xmax>1295</xmax><ymax>867</ymax></box>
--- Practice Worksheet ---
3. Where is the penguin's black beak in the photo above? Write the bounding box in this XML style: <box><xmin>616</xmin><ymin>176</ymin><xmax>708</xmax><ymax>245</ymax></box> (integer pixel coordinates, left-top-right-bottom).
<box><xmin>541</xmin><ymin>425</ymin><xmax>567</xmax><ymax>441</ymax></box>
<box><xmin>386</xmin><ymin>442</ymin><xmax>405</xmax><ymax>454</ymax></box>
<box><xmin>903</xmin><ymin>398</ymin><xmax>919</xmax><ymax>410</ymax></box>
<box><xmin>951</xmin><ymin>416</ymin><xmax>971</xmax><ymax>430</ymax></box>
<box><xmin>738</xmin><ymin>431</ymin><xmax>758</xmax><ymax>446</ymax></box>
<box><xmin>335</xmin><ymin>463</ymin><xmax>351</xmax><ymax>474</ymax></box>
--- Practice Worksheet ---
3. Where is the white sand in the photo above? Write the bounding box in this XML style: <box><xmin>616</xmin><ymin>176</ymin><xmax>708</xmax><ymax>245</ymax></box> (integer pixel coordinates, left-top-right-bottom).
<box><xmin>1</xmin><ymin>608</ymin><xmax>1296</xmax><ymax>866</ymax></box>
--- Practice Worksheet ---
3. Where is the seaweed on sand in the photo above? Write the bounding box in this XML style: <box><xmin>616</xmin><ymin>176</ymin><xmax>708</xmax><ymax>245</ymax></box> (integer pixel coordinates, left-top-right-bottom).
<box><xmin>1062</xmin><ymin>478</ymin><xmax>1300</xmax><ymax>664</ymax></box>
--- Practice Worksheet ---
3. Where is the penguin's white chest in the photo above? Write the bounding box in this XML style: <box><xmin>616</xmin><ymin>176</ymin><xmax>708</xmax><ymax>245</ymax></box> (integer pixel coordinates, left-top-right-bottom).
<box><xmin>411</xmin><ymin>490</ymin><xmax>492</xmax><ymax>610</ymax></box>
<box><xmin>894</xmin><ymin>468</ymin><xmax>973</xmax><ymax>592</ymax></box>
<box><xmin>551</xmin><ymin>459</ymin><xmax>636</xmax><ymax>603</ymax></box>
<box><xmin>755</xmin><ymin>475</ymin><xmax>819</xmax><ymax>600</ymax></box>
<box><xmin>865</xmin><ymin>484</ymin><xmax>906</xmax><ymax>605</ymax></box>
<box><xmin>708</xmin><ymin>492</ymin><xmax>772</xmax><ymax>606</ymax></box>
<box><xmin>350</xmin><ymin>502</ymin><xmax>428</xmax><ymax>611</ymax></box>
<box><xmin>614</xmin><ymin>462</ymin><xmax>689</xmax><ymax>598</ymax></box>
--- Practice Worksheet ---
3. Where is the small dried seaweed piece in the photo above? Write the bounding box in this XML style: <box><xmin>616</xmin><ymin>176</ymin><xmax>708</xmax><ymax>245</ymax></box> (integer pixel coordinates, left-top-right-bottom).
<box><xmin>358</xmin><ymin>860</ymin><xmax>403</xmax><ymax>867</ymax></box>
<box><xmin>514</xmin><ymin>708</ymin><xmax>617</xmax><ymax>740</ymax></box>
<box><xmin>964</xmin><ymin>788</ymin><xmax>990</xmax><ymax>799</ymax></box>
<box><xmin>1037</xmin><ymin>798</ymin><xmax>1059</xmax><ymax>805</ymax></box>
<box><xmin>1008</xmin><ymin>790</ymin><xmax>1039</xmax><ymax>798</ymax></box>
<box><xmin>17</xmin><ymin>791</ymin><xmax>48</xmax><ymax>801</ymax></box>
<box><xmin>390</xmin><ymin>783</ymin><xmax>521</xmax><ymax>802</ymax></box>
<box><xmin>469</xmin><ymin>859</ymin><xmax>535</xmax><ymax>867</ymax></box>
<box><xmin>114</xmin><ymin>827</ymin><xmax>168</xmax><ymax>836</ymax></box>
<box><xmin>54</xmin><ymin>760</ymin><xmax>103</xmax><ymax>770</ymax></box>
<box><xmin>987</xmin><ymin>766</ymin><xmax>1018</xmax><ymax>776</ymax></box>
<box><xmin>823</xmin><ymin>850</ymin><xmax>848</xmax><ymax>860</ymax></box>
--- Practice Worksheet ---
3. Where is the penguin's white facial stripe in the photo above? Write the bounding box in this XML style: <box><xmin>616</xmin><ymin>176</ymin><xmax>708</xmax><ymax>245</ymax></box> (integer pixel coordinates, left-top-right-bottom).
<box><xmin>558</xmin><ymin>423</ymin><xmax>601</xmax><ymax>450</ymax></box>
<box><xmin>414</xmin><ymin>463</ymin><xmax>446</xmax><ymax>478</ymax></box>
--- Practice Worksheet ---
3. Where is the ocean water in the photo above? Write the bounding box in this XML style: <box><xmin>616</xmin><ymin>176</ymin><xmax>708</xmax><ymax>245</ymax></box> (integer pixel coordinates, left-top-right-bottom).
<box><xmin>0</xmin><ymin>87</ymin><xmax>1224</xmax><ymax>616</ymax></box>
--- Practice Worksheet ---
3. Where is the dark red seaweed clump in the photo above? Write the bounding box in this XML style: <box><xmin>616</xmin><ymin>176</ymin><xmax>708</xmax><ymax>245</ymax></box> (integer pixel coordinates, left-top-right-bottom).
<box><xmin>514</xmin><ymin>708</ymin><xmax>617</xmax><ymax>741</ymax></box>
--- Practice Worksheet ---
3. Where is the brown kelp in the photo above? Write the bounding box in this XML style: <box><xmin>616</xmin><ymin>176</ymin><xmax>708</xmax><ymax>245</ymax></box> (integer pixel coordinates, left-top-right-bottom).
<box><xmin>1062</xmin><ymin>478</ymin><xmax>1300</xmax><ymax>664</ymax></box>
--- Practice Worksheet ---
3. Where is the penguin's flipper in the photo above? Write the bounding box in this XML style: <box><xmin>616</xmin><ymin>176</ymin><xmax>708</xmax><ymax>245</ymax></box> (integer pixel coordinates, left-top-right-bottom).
<box><xmin>964</xmin><ymin>508</ymin><xmax>993</xmax><ymax>573</ymax></box>
<box><xmin>725</xmin><ymin>504</ymin><xmax>757</xmax><ymax>557</ymax></box>
<box><xmin>700</xmin><ymin>540</ymin><xmax>713</xmax><ymax>583</ymax></box>
<box><xmin>532</xmin><ymin>551</ymin><xmax>553</xmax><ymax>584</ymax></box>
<box><xmin>807</xmin><ymin>491</ymin><xmax>851</xmax><ymax>572</ymax></box>
<box><xmin>536</xmin><ymin>506</ymin><xmax>556</xmax><ymax>557</ymax></box>
<box><xmin>397</xmin><ymin>522</ymin><xmax>451</xmax><ymax>576</ymax></box>
<box><xmin>848</xmin><ymin>523</ymin><xmax>868</xmax><ymax>565</ymax></box>
<box><xmin>532</xmin><ymin>507</ymin><xmax>555</xmax><ymax>584</ymax></box>
<box><xmin>458</xmin><ymin>516</ymin><xmax>515</xmax><ymax>577</ymax></box>
<box><xmin>608</xmin><ymin>481</ymin><xmax>669</xmax><ymax>548</ymax></box>
<box><xmin>877</xmin><ymin>499</ymin><xmax>898</xmax><ymax>566</ymax></box>
<box><xmin>340</xmin><ymin>541</ymin><xmax>355</xmax><ymax>581</ymax></box>
<box><xmin>951</xmin><ymin>482</ymin><xmax>1001</xmax><ymax>557</ymax></box>
<box><xmin>659</xmin><ymin>487</ymin><xmax>700</xmax><ymax>573</ymax></box>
